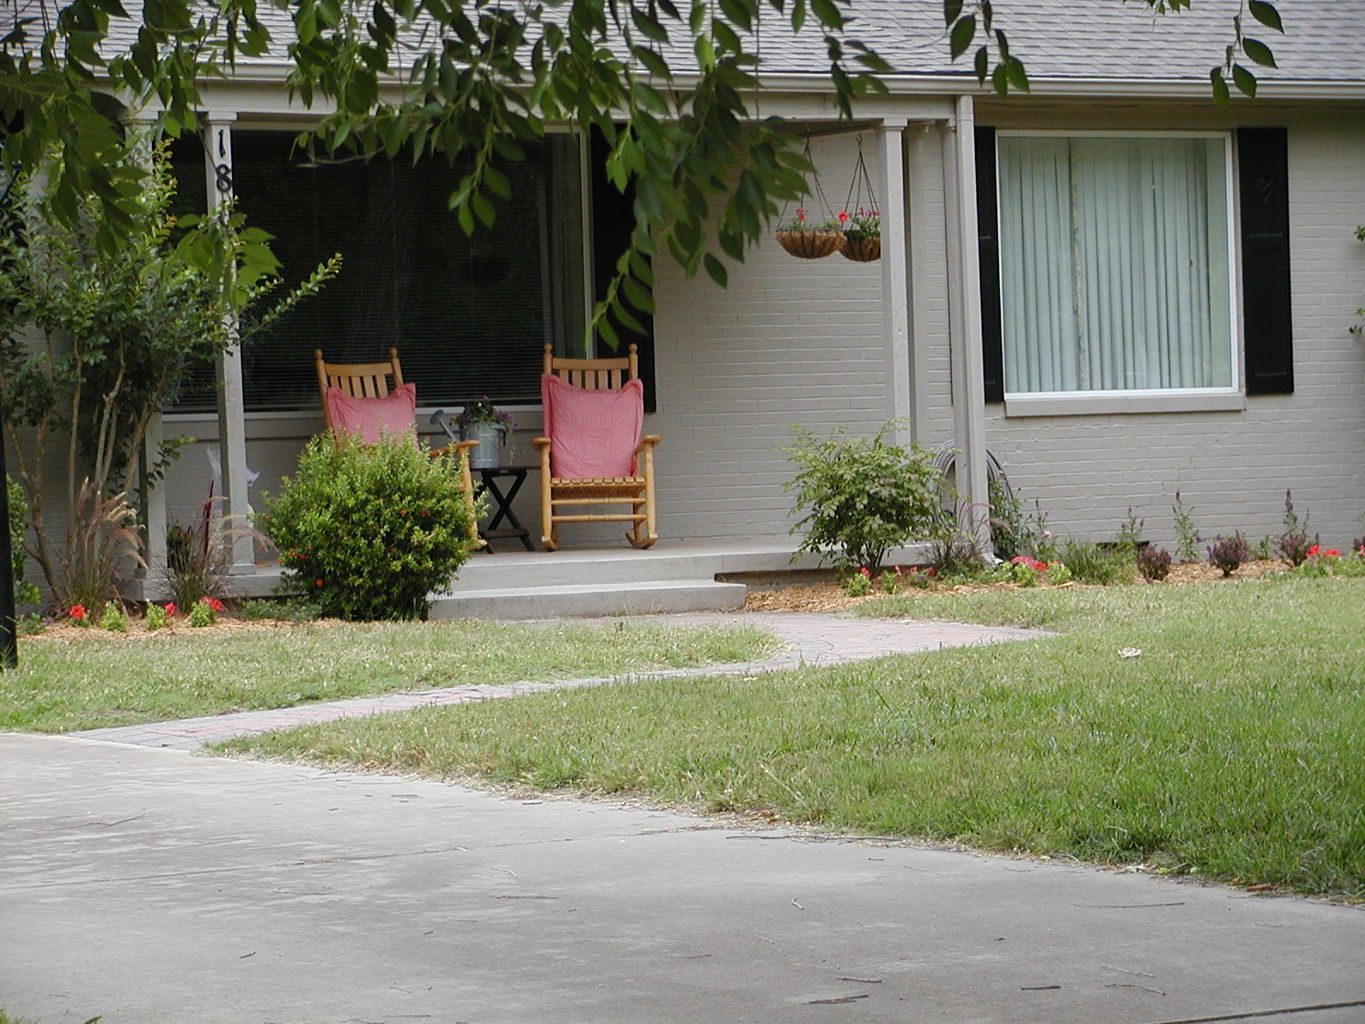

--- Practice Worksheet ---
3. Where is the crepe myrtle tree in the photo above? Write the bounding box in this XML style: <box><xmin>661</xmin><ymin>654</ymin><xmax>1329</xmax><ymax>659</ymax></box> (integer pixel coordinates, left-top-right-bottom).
<box><xmin>2</xmin><ymin>0</ymin><xmax>1284</xmax><ymax>345</ymax></box>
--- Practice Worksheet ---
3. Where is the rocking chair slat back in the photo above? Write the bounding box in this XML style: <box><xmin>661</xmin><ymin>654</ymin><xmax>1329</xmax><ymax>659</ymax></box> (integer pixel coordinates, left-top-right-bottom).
<box><xmin>315</xmin><ymin>348</ymin><xmax>405</xmax><ymax>429</ymax></box>
<box><xmin>542</xmin><ymin>344</ymin><xmax>638</xmax><ymax>390</ymax></box>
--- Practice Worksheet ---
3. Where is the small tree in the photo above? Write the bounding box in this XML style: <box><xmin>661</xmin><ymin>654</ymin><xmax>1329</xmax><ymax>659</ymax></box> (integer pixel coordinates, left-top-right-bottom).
<box><xmin>785</xmin><ymin>424</ymin><xmax>944</xmax><ymax>573</ymax></box>
<box><xmin>0</xmin><ymin>137</ymin><xmax>337</xmax><ymax>607</ymax></box>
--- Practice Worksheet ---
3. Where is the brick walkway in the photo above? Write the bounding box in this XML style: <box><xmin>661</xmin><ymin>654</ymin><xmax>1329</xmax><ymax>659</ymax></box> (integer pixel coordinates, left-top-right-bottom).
<box><xmin>72</xmin><ymin>612</ymin><xmax>1041</xmax><ymax>751</ymax></box>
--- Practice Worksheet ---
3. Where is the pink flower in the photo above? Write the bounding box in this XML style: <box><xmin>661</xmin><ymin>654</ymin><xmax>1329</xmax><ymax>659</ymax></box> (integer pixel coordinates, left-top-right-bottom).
<box><xmin>859</xmin><ymin>567</ymin><xmax>871</xmax><ymax>577</ymax></box>
<box><xmin>68</xmin><ymin>604</ymin><xmax>86</xmax><ymax>621</ymax></box>
<box><xmin>164</xmin><ymin>603</ymin><xmax>177</xmax><ymax>617</ymax></box>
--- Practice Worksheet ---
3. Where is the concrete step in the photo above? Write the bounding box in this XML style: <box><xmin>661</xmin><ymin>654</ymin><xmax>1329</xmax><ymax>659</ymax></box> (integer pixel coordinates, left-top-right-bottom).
<box><xmin>428</xmin><ymin>579</ymin><xmax>747</xmax><ymax>620</ymax></box>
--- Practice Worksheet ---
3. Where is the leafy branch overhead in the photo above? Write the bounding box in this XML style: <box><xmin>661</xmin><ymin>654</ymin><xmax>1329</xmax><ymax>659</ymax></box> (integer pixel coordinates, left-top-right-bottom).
<box><xmin>2</xmin><ymin>0</ymin><xmax>1283</xmax><ymax>345</ymax></box>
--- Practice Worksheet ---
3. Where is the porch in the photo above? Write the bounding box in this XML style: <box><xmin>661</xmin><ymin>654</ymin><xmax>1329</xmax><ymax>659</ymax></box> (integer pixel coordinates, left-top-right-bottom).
<box><xmin>134</xmin><ymin>538</ymin><xmax>933</xmax><ymax>620</ymax></box>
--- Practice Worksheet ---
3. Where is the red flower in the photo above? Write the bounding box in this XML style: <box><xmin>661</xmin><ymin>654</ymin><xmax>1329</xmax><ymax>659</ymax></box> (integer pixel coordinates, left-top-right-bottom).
<box><xmin>1324</xmin><ymin>548</ymin><xmax>1341</xmax><ymax>558</ymax></box>
<box><xmin>859</xmin><ymin>567</ymin><xmax>871</xmax><ymax>577</ymax></box>
<box><xmin>68</xmin><ymin>604</ymin><xmax>86</xmax><ymax>621</ymax></box>
<box><xmin>164</xmin><ymin>603</ymin><xmax>177</xmax><ymax>617</ymax></box>
<box><xmin>205</xmin><ymin>597</ymin><xmax>224</xmax><ymax>613</ymax></box>
<box><xmin>837</xmin><ymin>210</ymin><xmax>849</xmax><ymax>224</ymax></box>
<box><xmin>315</xmin><ymin>578</ymin><xmax>324</xmax><ymax>587</ymax></box>
<box><xmin>1306</xmin><ymin>545</ymin><xmax>1321</xmax><ymax>558</ymax></box>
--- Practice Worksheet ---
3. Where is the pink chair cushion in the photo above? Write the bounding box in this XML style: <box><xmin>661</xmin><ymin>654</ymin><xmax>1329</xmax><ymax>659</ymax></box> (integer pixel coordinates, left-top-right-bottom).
<box><xmin>541</xmin><ymin>374</ymin><xmax>644</xmax><ymax>478</ymax></box>
<box><xmin>325</xmin><ymin>383</ymin><xmax>418</xmax><ymax>445</ymax></box>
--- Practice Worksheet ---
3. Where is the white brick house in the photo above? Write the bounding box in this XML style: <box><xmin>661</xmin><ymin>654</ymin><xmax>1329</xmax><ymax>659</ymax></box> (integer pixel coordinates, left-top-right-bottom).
<box><xmin>110</xmin><ymin>2</ymin><xmax>1365</xmax><ymax>565</ymax></box>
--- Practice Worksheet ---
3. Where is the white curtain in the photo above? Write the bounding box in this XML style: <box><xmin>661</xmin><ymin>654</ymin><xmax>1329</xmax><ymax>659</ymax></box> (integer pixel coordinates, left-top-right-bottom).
<box><xmin>997</xmin><ymin>136</ymin><xmax>1231</xmax><ymax>394</ymax></box>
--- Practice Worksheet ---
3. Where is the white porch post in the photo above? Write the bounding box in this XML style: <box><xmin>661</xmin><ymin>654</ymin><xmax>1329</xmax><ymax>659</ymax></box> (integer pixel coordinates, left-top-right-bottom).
<box><xmin>942</xmin><ymin>95</ymin><xmax>992</xmax><ymax>552</ymax></box>
<box><xmin>203</xmin><ymin>112</ymin><xmax>255</xmax><ymax>573</ymax></box>
<box><xmin>879</xmin><ymin>119</ymin><xmax>913</xmax><ymax>446</ymax></box>
<box><xmin>123</xmin><ymin>114</ymin><xmax>170</xmax><ymax>583</ymax></box>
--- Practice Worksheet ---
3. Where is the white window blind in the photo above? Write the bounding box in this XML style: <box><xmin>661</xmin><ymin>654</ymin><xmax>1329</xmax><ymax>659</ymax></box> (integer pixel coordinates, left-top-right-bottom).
<box><xmin>997</xmin><ymin>134</ymin><xmax>1234</xmax><ymax>396</ymax></box>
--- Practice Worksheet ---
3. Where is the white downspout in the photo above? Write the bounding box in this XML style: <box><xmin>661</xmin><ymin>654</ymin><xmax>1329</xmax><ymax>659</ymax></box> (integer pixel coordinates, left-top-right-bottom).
<box><xmin>879</xmin><ymin>119</ymin><xmax>913</xmax><ymax>445</ymax></box>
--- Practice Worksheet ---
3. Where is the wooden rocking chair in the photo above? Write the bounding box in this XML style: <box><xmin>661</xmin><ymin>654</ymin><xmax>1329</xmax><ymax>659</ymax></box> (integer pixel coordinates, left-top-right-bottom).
<box><xmin>314</xmin><ymin>348</ymin><xmax>482</xmax><ymax>547</ymax></box>
<box><xmin>533</xmin><ymin>343</ymin><xmax>660</xmax><ymax>550</ymax></box>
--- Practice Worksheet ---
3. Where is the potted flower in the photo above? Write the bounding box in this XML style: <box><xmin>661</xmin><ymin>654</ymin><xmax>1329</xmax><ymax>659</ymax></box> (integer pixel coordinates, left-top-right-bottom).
<box><xmin>457</xmin><ymin>396</ymin><xmax>514</xmax><ymax>468</ymax></box>
<box><xmin>840</xmin><ymin>207</ymin><xmax>881</xmax><ymax>262</ymax></box>
<box><xmin>775</xmin><ymin>207</ymin><xmax>844</xmax><ymax>260</ymax></box>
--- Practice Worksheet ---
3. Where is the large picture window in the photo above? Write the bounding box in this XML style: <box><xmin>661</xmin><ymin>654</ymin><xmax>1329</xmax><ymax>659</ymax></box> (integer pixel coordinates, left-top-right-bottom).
<box><xmin>173</xmin><ymin>131</ymin><xmax>586</xmax><ymax>412</ymax></box>
<box><xmin>995</xmin><ymin>133</ymin><xmax>1236</xmax><ymax>398</ymax></box>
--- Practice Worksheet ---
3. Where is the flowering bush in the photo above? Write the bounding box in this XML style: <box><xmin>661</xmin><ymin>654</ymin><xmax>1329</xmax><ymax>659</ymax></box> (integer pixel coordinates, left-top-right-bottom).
<box><xmin>842</xmin><ymin>207</ymin><xmax>880</xmax><ymax>242</ymax></box>
<box><xmin>1008</xmin><ymin>555</ymin><xmax>1048</xmax><ymax>587</ymax></box>
<box><xmin>456</xmin><ymin>395</ymin><xmax>513</xmax><ymax>434</ymax></box>
<box><xmin>1136</xmin><ymin>544</ymin><xmax>1173</xmax><ymax>581</ymax></box>
<box><xmin>841</xmin><ymin>567</ymin><xmax>873</xmax><ymax>597</ymax></box>
<box><xmin>1275</xmin><ymin>490</ymin><xmax>1316</xmax><ymax>567</ymax></box>
<box><xmin>262</xmin><ymin>433</ymin><xmax>478</xmax><ymax>621</ymax></box>
<box><xmin>1208</xmin><ymin>533</ymin><xmax>1250</xmax><ymax>577</ymax></box>
<box><xmin>779</xmin><ymin>208</ymin><xmax>841</xmax><ymax>232</ymax></box>
<box><xmin>144</xmin><ymin>603</ymin><xmax>174</xmax><ymax>630</ymax></box>
<box><xmin>189</xmin><ymin>596</ymin><xmax>224</xmax><ymax>628</ymax></box>
<box><xmin>98</xmin><ymin>602</ymin><xmax>126</xmax><ymax>632</ymax></box>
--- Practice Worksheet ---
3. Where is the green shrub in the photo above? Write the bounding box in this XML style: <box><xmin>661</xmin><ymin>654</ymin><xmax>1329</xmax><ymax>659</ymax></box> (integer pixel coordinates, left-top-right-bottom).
<box><xmin>1059</xmin><ymin>539</ymin><xmax>1132</xmax><ymax>585</ymax></box>
<box><xmin>785</xmin><ymin>424</ymin><xmax>944</xmax><ymax>574</ymax></box>
<box><xmin>6</xmin><ymin>476</ymin><xmax>38</xmax><ymax>604</ymax></box>
<box><xmin>261</xmin><ymin>435</ymin><xmax>478</xmax><ymax>621</ymax></box>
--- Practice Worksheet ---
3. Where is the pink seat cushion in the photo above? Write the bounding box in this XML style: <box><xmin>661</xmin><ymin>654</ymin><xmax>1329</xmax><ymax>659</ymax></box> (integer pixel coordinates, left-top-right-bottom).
<box><xmin>541</xmin><ymin>374</ymin><xmax>644</xmax><ymax>478</ymax></box>
<box><xmin>325</xmin><ymin>384</ymin><xmax>418</xmax><ymax>445</ymax></box>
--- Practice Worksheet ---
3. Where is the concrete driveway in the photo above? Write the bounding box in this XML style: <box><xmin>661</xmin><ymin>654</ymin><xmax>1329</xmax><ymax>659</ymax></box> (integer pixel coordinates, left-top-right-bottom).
<box><xmin>3</xmin><ymin>732</ymin><xmax>1362</xmax><ymax>1024</ymax></box>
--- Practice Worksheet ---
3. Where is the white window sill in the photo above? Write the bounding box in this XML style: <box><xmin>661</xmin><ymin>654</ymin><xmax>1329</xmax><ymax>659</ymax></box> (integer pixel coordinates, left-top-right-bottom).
<box><xmin>1003</xmin><ymin>391</ymin><xmax>1245</xmax><ymax>418</ymax></box>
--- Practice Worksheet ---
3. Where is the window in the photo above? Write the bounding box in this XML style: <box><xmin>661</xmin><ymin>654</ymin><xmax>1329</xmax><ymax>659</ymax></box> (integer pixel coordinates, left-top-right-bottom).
<box><xmin>994</xmin><ymin>133</ymin><xmax>1236</xmax><ymax>399</ymax></box>
<box><xmin>172</xmin><ymin>131</ymin><xmax>586</xmax><ymax>412</ymax></box>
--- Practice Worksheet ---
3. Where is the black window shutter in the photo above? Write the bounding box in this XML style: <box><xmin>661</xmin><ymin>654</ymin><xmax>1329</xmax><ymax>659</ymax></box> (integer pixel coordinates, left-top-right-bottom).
<box><xmin>975</xmin><ymin>126</ymin><xmax>1004</xmax><ymax>403</ymax></box>
<box><xmin>589</xmin><ymin>130</ymin><xmax>656</xmax><ymax>412</ymax></box>
<box><xmin>1237</xmin><ymin>127</ymin><xmax>1293</xmax><ymax>395</ymax></box>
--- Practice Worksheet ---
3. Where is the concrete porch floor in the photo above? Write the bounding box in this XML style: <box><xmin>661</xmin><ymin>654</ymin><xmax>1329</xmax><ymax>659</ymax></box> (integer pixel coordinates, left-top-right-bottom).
<box><xmin>131</xmin><ymin>538</ymin><xmax>934</xmax><ymax>619</ymax></box>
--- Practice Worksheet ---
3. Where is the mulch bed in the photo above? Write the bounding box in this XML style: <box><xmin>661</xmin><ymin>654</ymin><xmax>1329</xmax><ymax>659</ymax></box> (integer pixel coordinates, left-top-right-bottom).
<box><xmin>742</xmin><ymin>559</ymin><xmax>1291</xmax><ymax>613</ymax></box>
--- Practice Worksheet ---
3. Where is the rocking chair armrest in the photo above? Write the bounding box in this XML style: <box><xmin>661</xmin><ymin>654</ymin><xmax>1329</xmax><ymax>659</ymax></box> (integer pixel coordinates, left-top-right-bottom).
<box><xmin>427</xmin><ymin>439</ymin><xmax>477</xmax><ymax>461</ymax></box>
<box><xmin>531</xmin><ymin>437</ymin><xmax>552</xmax><ymax>452</ymax></box>
<box><xmin>635</xmin><ymin>434</ymin><xmax>661</xmax><ymax>454</ymax></box>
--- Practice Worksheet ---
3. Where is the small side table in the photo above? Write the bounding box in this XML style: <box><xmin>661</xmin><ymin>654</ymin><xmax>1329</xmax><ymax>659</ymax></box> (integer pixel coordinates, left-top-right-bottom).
<box><xmin>474</xmin><ymin>465</ymin><xmax>536</xmax><ymax>552</ymax></box>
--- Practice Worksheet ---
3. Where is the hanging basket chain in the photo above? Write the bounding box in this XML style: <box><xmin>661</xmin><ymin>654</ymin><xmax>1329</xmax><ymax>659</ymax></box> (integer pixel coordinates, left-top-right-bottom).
<box><xmin>776</xmin><ymin>137</ymin><xmax>845</xmax><ymax>259</ymax></box>
<box><xmin>837</xmin><ymin>135</ymin><xmax>882</xmax><ymax>263</ymax></box>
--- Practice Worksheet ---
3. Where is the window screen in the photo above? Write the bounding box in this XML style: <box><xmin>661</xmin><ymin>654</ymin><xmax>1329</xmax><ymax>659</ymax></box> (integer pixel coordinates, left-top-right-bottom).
<box><xmin>173</xmin><ymin>131</ymin><xmax>585</xmax><ymax>412</ymax></box>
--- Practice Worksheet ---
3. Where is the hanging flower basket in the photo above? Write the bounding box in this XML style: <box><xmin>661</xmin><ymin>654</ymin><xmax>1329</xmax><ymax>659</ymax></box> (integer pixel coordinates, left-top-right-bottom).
<box><xmin>840</xmin><ymin>234</ymin><xmax>881</xmax><ymax>263</ymax></box>
<box><xmin>776</xmin><ymin>228</ymin><xmax>844</xmax><ymax>260</ymax></box>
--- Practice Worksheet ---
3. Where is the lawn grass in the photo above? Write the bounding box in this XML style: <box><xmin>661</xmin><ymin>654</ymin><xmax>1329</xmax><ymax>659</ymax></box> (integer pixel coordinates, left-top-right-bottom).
<box><xmin>222</xmin><ymin>575</ymin><xmax>1365</xmax><ymax>896</ymax></box>
<box><xmin>0</xmin><ymin>619</ymin><xmax>777</xmax><ymax>733</ymax></box>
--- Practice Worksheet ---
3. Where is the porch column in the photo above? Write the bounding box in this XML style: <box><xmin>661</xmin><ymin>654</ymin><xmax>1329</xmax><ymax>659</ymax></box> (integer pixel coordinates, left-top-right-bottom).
<box><xmin>941</xmin><ymin>95</ymin><xmax>991</xmax><ymax>552</ymax></box>
<box><xmin>124</xmin><ymin>114</ymin><xmax>170</xmax><ymax>582</ymax></box>
<box><xmin>879</xmin><ymin>119</ymin><xmax>913</xmax><ymax>446</ymax></box>
<box><xmin>202</xmin><ymin>112</ymin><xmax>255</xmax><ymax>573</ymax></box>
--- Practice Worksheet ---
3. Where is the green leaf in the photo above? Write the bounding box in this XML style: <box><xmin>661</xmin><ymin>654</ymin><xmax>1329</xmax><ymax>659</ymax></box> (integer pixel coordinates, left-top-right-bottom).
<box><xmin>949</xmin><ymin>15</ymin><xmax>975</xmax><ymax>60</ymax></box>
<box><xmin>1232</xmin><ymin>62</ymin><xmax>1257</xmax><ymax>97</ymax></box>
<box><xmin>1242</xmin><ymin>37</ymin><xmax>1277</xmax><ymax>68</ymax></box>
<box><xmin>630</xmin><ymin>7</ymin><xmax>669</xmax><ymax>43</ymax></box>
<box><xmin>1248</xmin><ymin>0</ymin><xmax>1284</xmax><ymax>33</ymax></box>
<box><xmin>974</xmin><ymin>45</ymin><xmax>988</xmax><ymax>83</ymax></box>
<box><xmin>702</xmin><ymin>252</ymin><xmax>728</xmax><ymax>287</ymax></box>
<box><xmin>943</xmin><ymin>0</ymin><xmax>963</xmax><ymax>27</ymax></box>
<box><xmin>1004</xmin><ymin>57</ymin><xmax>1029</xmax><ymax>93</ymax></box>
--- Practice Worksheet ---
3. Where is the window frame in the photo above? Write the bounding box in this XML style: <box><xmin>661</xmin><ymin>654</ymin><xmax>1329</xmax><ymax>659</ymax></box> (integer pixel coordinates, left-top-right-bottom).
<box><xmin>993</xmin><ymin>129</ymin><xmax>1243</xmax><ymax>417</ymax></box>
